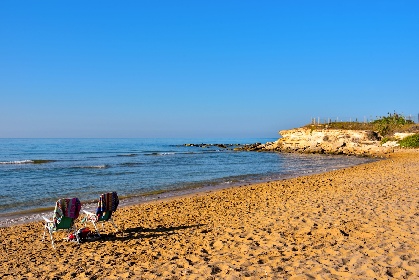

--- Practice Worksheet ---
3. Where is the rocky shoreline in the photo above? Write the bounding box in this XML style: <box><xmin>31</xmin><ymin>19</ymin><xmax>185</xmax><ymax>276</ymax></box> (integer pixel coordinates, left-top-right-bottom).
<box><xmin>186</xmin><ymin>127</ymin><xmax>415</xmax><ymax>157</ymax></box>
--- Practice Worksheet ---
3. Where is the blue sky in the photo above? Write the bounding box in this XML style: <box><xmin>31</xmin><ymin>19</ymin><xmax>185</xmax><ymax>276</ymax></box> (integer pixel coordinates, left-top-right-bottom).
<box><xmin>1</xmin><ymin>1</ymin><xmax>418</xmax><ymax>138</ymax></box>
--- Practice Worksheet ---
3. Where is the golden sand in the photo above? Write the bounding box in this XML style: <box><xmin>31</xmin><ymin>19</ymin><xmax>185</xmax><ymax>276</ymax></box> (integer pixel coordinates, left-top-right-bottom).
<box><xmin>1</xmin><ymin>150</ymin><xmax>419</xmax><ymax>279</ymax></box>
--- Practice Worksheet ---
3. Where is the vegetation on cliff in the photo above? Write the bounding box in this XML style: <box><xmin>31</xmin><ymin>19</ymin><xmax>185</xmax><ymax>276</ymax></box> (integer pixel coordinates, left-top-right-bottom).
<box><xmin>304</xmin><ymin>112</ymin><xmax>419</xmax><ymax>148</ymax></box>
<box><xmin>398</xmin><ymin>134</ymin><xmax>419</xmax><ymax>148</ymax></box>
<box><xmin>371</xmin><ymin>112</ymin><xmax>416</xmax><ymax>136</ymax></box>
<box><xmin>306</xmin><ymin>112</ymin><xmax>419</xmax><ymax>137</ymax></box>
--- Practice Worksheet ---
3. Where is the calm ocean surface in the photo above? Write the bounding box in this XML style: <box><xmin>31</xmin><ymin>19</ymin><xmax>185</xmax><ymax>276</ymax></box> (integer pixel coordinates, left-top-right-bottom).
<box><xmin>0</xmin><ymin>138</ymin><xmax>375</xmax><ymax>226</ymax></box>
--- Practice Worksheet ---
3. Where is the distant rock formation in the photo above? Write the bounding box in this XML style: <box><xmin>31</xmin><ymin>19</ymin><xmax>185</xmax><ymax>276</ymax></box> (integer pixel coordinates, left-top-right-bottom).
<box><xmin>236</xmin><ymin>127</ymin><xmax>400</xmax><ymax>156</ymax></box>
<box><xmin>186</xmin><ymin>127</ymin><xmax>414</xmax><ymax>157</ymax></box>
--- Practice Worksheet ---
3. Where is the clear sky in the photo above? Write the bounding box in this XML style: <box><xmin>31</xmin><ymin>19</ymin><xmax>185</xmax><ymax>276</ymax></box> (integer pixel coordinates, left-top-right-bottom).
<box><xmin>1</xmin><ymin>1</ymin><xmax>418</xmax><ymax>138</ymax></box>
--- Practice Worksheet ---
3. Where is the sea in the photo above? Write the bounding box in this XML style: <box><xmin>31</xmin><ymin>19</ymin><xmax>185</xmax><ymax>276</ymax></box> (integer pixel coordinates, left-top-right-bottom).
<box><xmin>0</xmin><ymin>138</ymin><xmax>376</xmax><ymax>226</ymax></box>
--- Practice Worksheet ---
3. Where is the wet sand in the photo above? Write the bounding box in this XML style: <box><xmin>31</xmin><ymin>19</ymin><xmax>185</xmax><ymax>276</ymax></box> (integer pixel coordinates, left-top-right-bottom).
<box><xmin>1</xmin><ymin>149</ymin><xmax>419</xmax><ymax>279</ymax></box>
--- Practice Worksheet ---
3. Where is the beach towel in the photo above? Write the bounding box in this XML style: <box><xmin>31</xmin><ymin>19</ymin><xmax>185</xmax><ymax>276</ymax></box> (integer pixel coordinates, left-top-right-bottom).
<box><xmin>66</xmin><ymin>197</ymin><xmax>81</xmax><ymax>219</ymax></box>
<box><xmin>53</xmin><ymin>198</ymin><xmax>81</xmax><ymax>228</ymax></box>
<box><xmin>96</xmin><ymin>192</ymin><xmax>119</xmax><ymax>217</ymax></box>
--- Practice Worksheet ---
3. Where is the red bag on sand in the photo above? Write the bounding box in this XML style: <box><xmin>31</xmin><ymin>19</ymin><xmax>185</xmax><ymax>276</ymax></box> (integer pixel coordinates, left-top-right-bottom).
<box><xmin>66</xmin><ymin>227</ymin><xmax>98</xmax><ymax>242</ymax></box>
<box><xmin>76</xmin><ymin>227</ymin><xmax>91</xmax><ymax>240</ymax></box>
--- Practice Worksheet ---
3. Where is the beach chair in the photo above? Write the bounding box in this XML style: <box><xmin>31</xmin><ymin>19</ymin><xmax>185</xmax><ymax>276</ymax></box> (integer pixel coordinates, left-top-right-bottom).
<box><xmin>42</xmin><ymin>197</ymin><xmax>82</xmax><ymax>249</ymax></box>
<box><xmin>83</xmin><ymin>192</ymin><xmax>119</xmax><ymax>237</ymax></box>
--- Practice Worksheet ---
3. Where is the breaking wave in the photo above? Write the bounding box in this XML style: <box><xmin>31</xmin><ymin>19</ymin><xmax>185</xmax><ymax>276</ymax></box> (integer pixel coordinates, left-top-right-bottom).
<box><xmin>0</xmin><ymin>159</ymin><xmax>56</xmax><ymax>164</ymax></box>
<box><xmin>71</xmin><ymin>164</ymin><xmax>109</xmax><ymax>169</ymax></box>
<box><xmin>147</xmin><ymin>152</ymin><xmax>176</xmax><ymax>156</ymax></box>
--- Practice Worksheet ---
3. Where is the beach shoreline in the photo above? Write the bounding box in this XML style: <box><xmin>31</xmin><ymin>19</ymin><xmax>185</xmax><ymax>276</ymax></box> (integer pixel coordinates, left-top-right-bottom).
<box><xmin>0</xmin><ymin>152</ymin><xmax>377</xmax><ymax>228</ymax></box>
<box><xmin>3</xmin><ymin>138</ymin><xmax>377</xmax><ymax>225</ymax></box>
<box><xmin>1</xmin><ymin>149</ymin><xmax>418</xmax><ymax>279</ymax></box>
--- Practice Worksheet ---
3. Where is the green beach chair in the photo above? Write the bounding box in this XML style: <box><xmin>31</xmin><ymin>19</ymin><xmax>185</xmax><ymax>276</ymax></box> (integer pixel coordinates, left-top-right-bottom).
<box><xmin>83</xmin><ymin>192</ymin><xmax>119</xmax><ymax>237</ymax></box>
<box><xmin>42</xmin><ymin>197</ymin><xmax>82</xmax><ymax>249</ymax></box>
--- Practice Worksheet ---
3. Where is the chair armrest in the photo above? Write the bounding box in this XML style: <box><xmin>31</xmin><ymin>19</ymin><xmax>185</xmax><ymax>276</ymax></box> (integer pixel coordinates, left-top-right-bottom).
<box><xmin>42</xmin><ymin>216</ymin><xmax>53</xmax><ymax>223</ymax></box>
<box><xmin>83</xmin><ymin>210</ymin><xmax>95</xmax><ymax>216</ymax></box>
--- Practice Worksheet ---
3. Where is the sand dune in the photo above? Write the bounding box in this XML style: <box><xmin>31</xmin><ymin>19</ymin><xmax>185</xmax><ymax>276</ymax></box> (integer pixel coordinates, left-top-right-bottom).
<box><xmin>1</xmin><ymin>149</ymin><xmax>419</xmax><ymax>279</ymax></box>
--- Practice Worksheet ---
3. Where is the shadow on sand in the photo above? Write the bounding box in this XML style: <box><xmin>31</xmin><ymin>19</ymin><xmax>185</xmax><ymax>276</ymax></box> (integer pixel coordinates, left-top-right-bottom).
<box><xmin>84</xmin><ymin>224</ymin><xmax>205</xmax><ymax>243</ymax></box>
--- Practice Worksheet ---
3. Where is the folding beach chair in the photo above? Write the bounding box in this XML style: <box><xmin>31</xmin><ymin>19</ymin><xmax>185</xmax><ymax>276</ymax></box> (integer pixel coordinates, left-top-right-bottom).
<box><xmin>83</xmin><ymin>192</ymin><xmax>119</xmax><ymax>237</ymax></box>
<box><xmin>42</xmin><ymin>197</ymin><xmax>82</xmax><ymax>249</ymax></box>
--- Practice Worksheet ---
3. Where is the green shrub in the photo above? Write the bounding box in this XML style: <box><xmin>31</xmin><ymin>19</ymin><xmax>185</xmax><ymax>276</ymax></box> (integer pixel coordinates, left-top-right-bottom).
<box><xmin>372</xmin><ymin>112</ymin><xmax>414</xmax><ymax>126</ymax></box>
<box><xmin>398</xmin><ymin>134</ymin><xmax>419</xmax><ymax>148</ymax></box>
<box><xmin>304</xmin><ymin>112</ymin><xmax>418</xmax><ymax>138</ymax></box>
<box><xmin>372</xmin><ymin>112</ymin><xmax>415</xmax><ymax>136</ymax></box>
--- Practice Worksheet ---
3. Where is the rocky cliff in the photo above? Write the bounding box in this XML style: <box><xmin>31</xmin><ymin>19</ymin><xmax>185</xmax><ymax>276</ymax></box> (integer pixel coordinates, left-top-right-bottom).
<box><xmin>238</xmin><ymin>127</ymin><xmax>398</xmax><ymax>156</ymax></box>
<box><xmin>186</xmin><ymin>127</ymin><xmax>416</xmax><ymax>156</ymax></box>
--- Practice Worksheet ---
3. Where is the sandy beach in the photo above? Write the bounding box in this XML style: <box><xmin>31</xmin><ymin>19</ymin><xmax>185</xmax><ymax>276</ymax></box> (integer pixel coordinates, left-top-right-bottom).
<box><xmin>1</xmin><ymin>149</ymin><xmax>418</xmax><ymax>279</ymax></box>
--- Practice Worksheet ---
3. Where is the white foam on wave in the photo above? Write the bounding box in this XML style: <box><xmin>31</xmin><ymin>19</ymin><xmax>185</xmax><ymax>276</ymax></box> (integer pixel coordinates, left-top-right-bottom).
<box><xmin>72</xmin><ymin>164</ymin><xmax>108</xmax><ymax>169</ymax></box>
<box><xmin>149</xmin><ymin>152</ymin><xmax>176</xmax><ymax>156</ymax></box>
<box><xmin>85</xmin><ymin>165</ymin><xmax>108</xmax><ymax>169</ymax></box>
<box><xmin>0</xmin><ymin>160</ymin><xmax>34</xmax><ymax>164</ymax></box>
<box><xmin>92</xmin><ymin>165</ymin><xmax>107</xmax><ymax>169</ymax></box>
<box><xmin>0</xmin><ymin>212</ymin><xmax>47</xmax><ymax>227</ymax></box>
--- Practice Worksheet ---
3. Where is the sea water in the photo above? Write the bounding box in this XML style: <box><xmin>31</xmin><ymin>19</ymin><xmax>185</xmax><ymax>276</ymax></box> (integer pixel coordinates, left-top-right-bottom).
<box><xmin>0</xmin><ymin>138</ymin><xmax>375</xmax><ymax>226</ymax></box>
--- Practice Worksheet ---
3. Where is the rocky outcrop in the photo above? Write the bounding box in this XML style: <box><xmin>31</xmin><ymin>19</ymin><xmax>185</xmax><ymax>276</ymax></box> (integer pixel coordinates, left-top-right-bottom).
<box><xmin>276</xmin><ymin>127</ymin><xmax>392</xmax><ymax>156</ymax></box>
<box><xmin>237</xmin><ymin>127</ymin><xmax>396</xmax><ymax>156</ymax></box>
<box><xmin>186</xmin><ymin>127</ymin><xmax>415</xmax><ymax>156</ymax></box>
